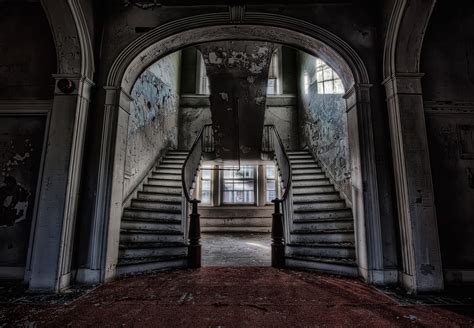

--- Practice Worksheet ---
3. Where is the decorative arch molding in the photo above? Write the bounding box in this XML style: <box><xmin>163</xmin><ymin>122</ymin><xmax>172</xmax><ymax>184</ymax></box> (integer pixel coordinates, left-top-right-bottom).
<box><xmin>91</xmin><ymin>11</ymin><xmax>386</xmax><ymax>286</ymax></box>
<box><xmin>382</xmin><ymin>0</ymin><xmax>444</xmax><ymax>292</ymax></box>
<box><xmin>383</xmin><ymin>0</ymin><xmax>437</xmax><ymax>78</ymax></box>
<box><xmin>107</xmin><ymin>12</ymin><xmax>370</xmax><ymax>92</ymax></box>
<box><xmin>27</xmin><ymin>0</ymin><xmax>95</xmax><ymax>292</ymax></box>
<box><xmin>40</xmin><ymin>0</ymin><xmax>94</xmax><ymax>79</ymax></box>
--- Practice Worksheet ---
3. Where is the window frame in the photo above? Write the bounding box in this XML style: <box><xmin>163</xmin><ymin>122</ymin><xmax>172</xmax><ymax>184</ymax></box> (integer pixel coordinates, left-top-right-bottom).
<box><xmin>220</xmin><ymin>165</ymin><xmax>257</xmax><ymax>205</ymax></box>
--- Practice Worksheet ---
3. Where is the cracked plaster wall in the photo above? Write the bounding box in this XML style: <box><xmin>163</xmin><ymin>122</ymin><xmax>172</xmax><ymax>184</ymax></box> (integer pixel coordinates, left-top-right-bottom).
<box><xmin>297</xmin><ymin>51</ymin><xmax>351</xmax><ymax>201</ymax></box>
<box><xmin>123</xmin><ymin>52</ymin><xmax>181</xmax><ymax>198</ymax></box>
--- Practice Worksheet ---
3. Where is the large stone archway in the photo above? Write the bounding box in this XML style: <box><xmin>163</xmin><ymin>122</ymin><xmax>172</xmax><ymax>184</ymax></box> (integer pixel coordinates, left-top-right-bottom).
<box><xmin>88</xmin><ymin>11</ymin><xmax>386</xmax><ymax>286</ymax></box>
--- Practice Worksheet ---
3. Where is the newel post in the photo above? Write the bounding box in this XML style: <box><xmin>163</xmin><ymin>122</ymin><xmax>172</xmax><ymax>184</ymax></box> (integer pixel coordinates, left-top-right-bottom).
<box><xmin>188</xmin><ymin>199</ymin><xmax>201</xmax><ymax>268</ymax></box>
<box><xmin>271</xmin><ymin>199</ymin><xmax>285</xmax><ymax>268</ymax></box>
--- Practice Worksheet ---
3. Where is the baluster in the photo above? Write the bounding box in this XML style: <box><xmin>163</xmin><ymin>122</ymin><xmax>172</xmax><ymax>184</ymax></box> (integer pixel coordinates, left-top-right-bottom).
<box><xmin>188</xmin><ymin>199</ymin><xmax>201</xmax><ymax>268</ymax></box>
<box><xmin>271</xmin><ymin>198</ymin><xmax>285</xmax><ymax>268</ymax></box>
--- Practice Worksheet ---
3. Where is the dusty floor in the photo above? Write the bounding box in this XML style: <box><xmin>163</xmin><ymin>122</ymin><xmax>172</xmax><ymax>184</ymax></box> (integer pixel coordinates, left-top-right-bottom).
<box><xmin>1</xmin><ymin>268</ymin><xmax>473</xmax><ymax>327</ymax></box>
<box><xmin>201</xmin><ymin>232</ymin><xmax>271</xmax><ymax>267</ymax></box>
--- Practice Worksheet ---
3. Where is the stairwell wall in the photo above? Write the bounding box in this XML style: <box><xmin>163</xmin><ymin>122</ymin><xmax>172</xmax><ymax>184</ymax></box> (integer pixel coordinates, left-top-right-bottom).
<box><xmin>123</xmin><ymin>52</ymin><xmax>182</xmax><ymax>199</ymax></box>
<box><xmin>296</xmin><ymin>51</ymin><xmax>351</xmax><ymax>203</ymax></box>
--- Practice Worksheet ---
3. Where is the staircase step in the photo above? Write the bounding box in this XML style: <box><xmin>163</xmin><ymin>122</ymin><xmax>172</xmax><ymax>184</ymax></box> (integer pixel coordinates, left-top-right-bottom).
<box><xmin>292</xmin><ymin>179</ymin><xmax>331</xmax><ymax>187</ymax></box>
<box><xmin>150</xmin><ymin>172</ymin><xmax>181</xmax><ymax>180</ymax></box>
<box><xmin>293</xmin><ymin>217</ymin><xmax>354</xmax><ymax>231</ymax></box>
<box><xmin>293</xmin><ymin>186</ymin><xmax>335</xmax><ymax>194</ymax></box>
<box><xmin>120</xmin><ymin>229</ymin><xmax>184</xmax><ymax>243</ymax></box>
<box><xmin>157</xmin><ymin>163</ymin><xmax>183</xmax><ymax>169</ymax></box>
<box><xmin>142</xmin><ymin>184</ymin><xmax>182</xmax><ymax>194</ymax></box>
<box><xmin>292</xmin><ymin>173</ymin><xmax>326</xmax><ymax>181</ymax></box>
<box><xmin>293</xmin><ymin>193</ymin><xmax>340</xmax><ymax>202</ymax></box>
<box><xmin>286</xmin><ymin>243</ymin><xmax>356</xmax><ymax>259</ymax></box>
<box><xmin>290</xmin><ymin>159</ymin><xmax>316</xmax><ymax>164</ymax></box>
<box><xmin>165</xmin><ymin>155</ymin><xmax>188</xmax><ymax>159</ymax></box>
<box><xmin>290</xmin><ymin>229</ymin><xmax>355</xmax><ymax>243</ymax></box>
<box><xmin>147</xmin><ymin>178</ymin><xmax>182</xmax><ymax>187</ymax></box>
<box><xmin>293</xmin><ymin>168</ymin><xmax>323</xmax><ymax>175</ymax></box>
<box><xmin>123</xmin><ymin>208</ymin><xmax>181</xmax><ymax>220</ymax></box>
<box><xmin>117</xmin><ymin>256</ymin><xmax>188</xmax><ymax>276</ymax></box>
<box><xmin>161</xmin><ymin>159</ymin><xmax>186</xmax><ymax>165</ymax></box>
<box><xmin>288</xmin><ymin>154</ymin><xmax>313</xmax><ymax>159</ymax></box>
<box><xmin>130</xmin><ymin>199</ymin><xmax>181</xmax><ymax>211</ymax></box>
<box><xmin>291</xmin><ymin>164</ymin><xmax>321</xmax><ymax>169</ymax></box>
<box><xmin>136</xmin><ymin>191</ymin><xmax>181</xmax><ymax>202</ymax></box>
<box><xmin>119</xmin><ymin>245</ymin><xmax>186</xmax><ymax>260</ymax></box>
<box><xmin>154</xmin><ymin>168</ymin><xmax>182</xmax><ymax>175</ymax></box>
<box><xmin>293</xmin><ymin>208</ymin><xmax>353</xmax><ymax>219</ymax></box>
<box><xmin>121</xmin><ymin>218</ymin><xmax>181</xmax><ymax>232</ymax></box>
<box><xmin>293</xmin><ymin>200</ymin><xmax>347</xmax><ymax>211</ymax></box>
<box><xmin>285</xmin><ymin>255</ymin><xmax>358</xmax><ymax>276</ymax></box>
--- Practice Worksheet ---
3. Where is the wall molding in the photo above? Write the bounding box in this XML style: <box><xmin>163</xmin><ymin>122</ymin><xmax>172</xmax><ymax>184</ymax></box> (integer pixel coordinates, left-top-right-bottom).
<box><xmin>424</xmin><ymin>100</ymin><xmax>474</xmax><ymax>114</ymax></box>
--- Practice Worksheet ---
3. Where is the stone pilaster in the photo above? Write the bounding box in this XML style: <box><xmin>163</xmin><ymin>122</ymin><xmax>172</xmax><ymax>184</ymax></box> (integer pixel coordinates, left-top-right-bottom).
<box><xmin>383</xmin><ymin>73</ymin><xmax>444</xmax><ymax>292</ymax></box>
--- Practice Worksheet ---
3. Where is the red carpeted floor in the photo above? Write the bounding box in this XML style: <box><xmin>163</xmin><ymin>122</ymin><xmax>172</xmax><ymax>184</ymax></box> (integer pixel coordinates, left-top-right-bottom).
<box><xmin>1</xmin><ymin>267</ymin><xmax>473</xmax><ymax>327</ymax></box>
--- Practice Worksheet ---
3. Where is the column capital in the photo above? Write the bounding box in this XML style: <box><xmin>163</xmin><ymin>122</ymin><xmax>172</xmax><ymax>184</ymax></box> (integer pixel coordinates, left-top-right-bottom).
<box><xmin>383</xmin><ymin>73</ymin><xmax>425</xmax><ymax>98</ymax></box>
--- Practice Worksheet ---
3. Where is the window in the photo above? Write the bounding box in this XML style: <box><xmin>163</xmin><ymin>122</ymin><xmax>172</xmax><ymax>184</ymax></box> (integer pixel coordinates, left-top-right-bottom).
<box><xmin>223</xmin><ymin>166</ymin><xmax>256</xmax><ymax>204</ymax></box>
<box><xmin>196</xmin><ymin>52</ymin><xmax>210</xmax><ymax>94</ymax></box>
<box><xmin>303</xmin><ymin>72</ymin><xmax>310</xmax><ymax>95</ymax></box>
<box><xmin>267</xmin><ymin>49</ymin><xmax>281</xmax><ymax>95</ymax></box>
<box><xmin>266</xmin><ymin>165</ymin><xmax>277</xmax><ymax>203</ymax></box>
<box><xmin>314</xmin><ymin>58</ymin><xmax>344</xmax><ymax>94</ymax></box>
<box><xmin>200</xmin><ymin>166</ymin><xmax>212</xmax><ymax>205</ymax></box>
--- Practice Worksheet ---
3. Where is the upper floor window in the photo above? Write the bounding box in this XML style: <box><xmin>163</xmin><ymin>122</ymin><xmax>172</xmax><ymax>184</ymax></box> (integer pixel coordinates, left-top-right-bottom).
<box><xmin>196</xmin><ymin>52</ymin><xmax>210</xmax><ymax>94</ymax></box>
<box><xmin>267</xmin><ymin>49</ymin><xmax>282</xmax><ymax>95</ymax></box>
<box><xmin>314</xmin><ymin>58</ymin><xmax>344</xmax><ymax>94</ymax></box>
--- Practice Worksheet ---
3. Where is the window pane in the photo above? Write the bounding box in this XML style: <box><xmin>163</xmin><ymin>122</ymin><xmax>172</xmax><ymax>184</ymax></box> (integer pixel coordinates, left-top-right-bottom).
<box><xmin>235</xmin><ymin>191</ymin><xmax>244</xmax><ymax>203</ymax></box>
<box><xmin>334</xmin><ymin>79</ymin><xmax>344</xmax><ymax>94</ymax></box>
<box><xmin>267</xmin><ymin>78</ymin><xmax>276</xmax><ymax>95</ymax></box>
<box><xmin>223</xmin><ymin>169</ymin><xmax>234</xmax><ymax>179</ymax></box>
<box><xmin>201</xmin><ymin>169</ymin><xmax>211</xmax><ymax>179</ymax></box>
<box><xmin>224</xmin><ymin>182</ymin><xmax>233</xmax><ymax>191</ymax></box>
<box><xmin>223</xmin><ymin>191</ymin><xmax>233</xmax><ymax>203</ymax></box>
<box><xmin>323</xmin><ymin>68</ymin><xmax>332</xmax><ymax>80</ymax></box>
<box><xmin>266</xmin><ymin>181</ymin><xmax>275</xmax><ymax>191</ymax></box>
<box><xmin>267</xmin><ymin>191</ymin><xmax>276</xmax><ymax>203</ymax></box>
<box><xmin>324</xmin><ymin>81</ymin><xmax>334</xmax><ymax>94</ymax></box>
<box><xmin>316</xmin><ymin>70</ymin><xmax>323</xmax><ymax>82</ymax></box>
<box><xmin>266</xmin><ymin>166</ymin><xmax>275</xmax><ymax>179</ymax></box>
<box><xmin>244</xmin><ymin>181</ymin><xmax>254</xmax><ymax>191</ymax></box>
<box><xmin>201</xmin><ymin>180</ymin><xmax>211</xmax><ymax>191</ymax></box>
<box><xmin>201</xmin><ymin>191</ymin><xmax>211</xmax><ymax>204</ymax></box>
<box><xmin>234</xmin><ymin>182</ymin><xmax>244</xmax><ymax>191</ymax></box>
<box><xmin>317</xmin><ymin>82</ymin><xmax>324</xmax><ymax>94</ymax></box>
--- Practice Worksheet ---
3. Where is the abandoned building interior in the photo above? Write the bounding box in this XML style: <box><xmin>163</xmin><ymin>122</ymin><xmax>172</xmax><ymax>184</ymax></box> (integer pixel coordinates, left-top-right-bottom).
<box><xmin>0</xmin><ymin>0</ymin><xmax>474</xmax><ymax>325</ymax></box>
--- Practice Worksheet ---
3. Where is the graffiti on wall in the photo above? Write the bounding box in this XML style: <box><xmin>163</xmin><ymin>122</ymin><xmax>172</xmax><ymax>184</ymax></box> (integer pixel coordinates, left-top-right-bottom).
<box><xmin>0</xmin><ymin>115</ymin><xmax>46</xmax><ymax>266</ymax></box>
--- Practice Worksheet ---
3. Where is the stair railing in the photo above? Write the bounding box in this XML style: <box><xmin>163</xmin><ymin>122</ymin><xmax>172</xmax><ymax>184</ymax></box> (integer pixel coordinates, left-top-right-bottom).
<box><xmin>264</xmin><ymin>124</ymin><xmax>293</xmax><ymax>268</ymax></box>
<box><xmin>181</xmin><ymin>124</ymin><xmax>213</xmax><ymax>268</ymax></box>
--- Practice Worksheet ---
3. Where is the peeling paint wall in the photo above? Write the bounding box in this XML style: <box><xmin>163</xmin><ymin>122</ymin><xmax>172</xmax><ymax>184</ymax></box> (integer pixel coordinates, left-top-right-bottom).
<box><xmin>197</xmin><ymin>41</ymin><xmax>276</xmax><ymax>160</ymax></box>
<box><xmin>421</xmin><ymin>0</ymin><xmax>474</xmax><ymax>271</ymax></box>
<box><xmin>123</xmin><ymin>52</ymin><xmax>181</xmax><ymax>198</ymax></box>
<box><xmin>297</xmin><ymin>51</ymin><xmax>351</xmax><ymax>201</ymax></box>
<box><xmin>0</xmin><ymin>116</ymin><xmax>47</xmax><ymax>267</ymax></box>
